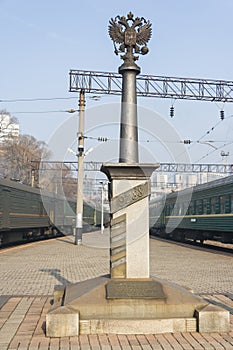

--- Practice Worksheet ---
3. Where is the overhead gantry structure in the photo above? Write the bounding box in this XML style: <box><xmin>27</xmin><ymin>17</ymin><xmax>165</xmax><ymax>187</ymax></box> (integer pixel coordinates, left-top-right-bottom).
<box><xmin>69</xmin><ymin>70</ymin><xmax>233</xmax><ymax>102</ymax></box>
<box><xmin>32</xmin><ymin>161</ymin><xmax>233</xmax><ymax>174</ymax></box>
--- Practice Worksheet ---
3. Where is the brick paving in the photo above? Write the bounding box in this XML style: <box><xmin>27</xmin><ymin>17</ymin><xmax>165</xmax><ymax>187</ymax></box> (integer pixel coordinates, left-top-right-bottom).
<box><xmin>0</xmin><ymin>230</ymin><xmax>233</xmax><ymax>349</ymax></box>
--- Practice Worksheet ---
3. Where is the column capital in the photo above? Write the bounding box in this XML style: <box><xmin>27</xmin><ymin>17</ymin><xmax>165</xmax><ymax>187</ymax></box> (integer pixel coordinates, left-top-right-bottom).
<box><xmin>101</xmin><ymin>163</ymin><xmax>160</xmax><ymax>182</ymax></box>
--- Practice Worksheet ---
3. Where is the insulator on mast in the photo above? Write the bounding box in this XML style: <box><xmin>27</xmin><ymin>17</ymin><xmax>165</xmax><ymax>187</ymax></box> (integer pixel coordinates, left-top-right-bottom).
<box><xmin>98</xmin><ymin>137</ymin><xmax>108</xmax><ymax>142</ymax></box>
<box><xmin>170</xmin><ymin>106</ymin><xmax>174</xmax><ymax>118</ymax></box>
<box><xmin>220</xmin><ymin>110</ymin><xmax>224</xmax><ymax>120</ymax></box>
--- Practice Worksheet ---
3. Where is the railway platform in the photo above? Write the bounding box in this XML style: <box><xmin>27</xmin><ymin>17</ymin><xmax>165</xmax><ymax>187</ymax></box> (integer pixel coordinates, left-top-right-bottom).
<box><xmin>0</xmin><ymin>230</ymin><xmax>233</xmax><ymax>350</ymax></box>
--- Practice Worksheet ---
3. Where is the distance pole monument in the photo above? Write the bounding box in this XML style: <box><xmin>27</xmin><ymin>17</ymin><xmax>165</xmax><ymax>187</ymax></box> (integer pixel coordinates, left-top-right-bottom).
<box><xmin>101</xmin><ymin>12</ymin><xmax>159</xmax><ymax>279</ymax></box>
<box><xmin>46</xmin><ymin>13</ymin><xmax>230</xmax><ymax>336</ymax></box>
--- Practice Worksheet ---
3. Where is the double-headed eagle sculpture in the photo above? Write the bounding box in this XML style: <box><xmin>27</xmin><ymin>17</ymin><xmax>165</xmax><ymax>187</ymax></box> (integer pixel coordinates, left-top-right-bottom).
<box><xmin>108</xmin><ymin>12</ymin><xmax>152</xmax><ymax>63</ymax></box>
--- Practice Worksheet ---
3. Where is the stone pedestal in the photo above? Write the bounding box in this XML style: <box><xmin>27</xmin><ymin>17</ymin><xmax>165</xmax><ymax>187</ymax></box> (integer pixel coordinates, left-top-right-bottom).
<box><xmin>101</xmin><ymin>163</ymin><xmax>158</xmax><ymax>279</ymax></box>
<box><xmin>46</xmin><ymin>274</ymin><xmax>230</xmax><ymax>336</ymax></box>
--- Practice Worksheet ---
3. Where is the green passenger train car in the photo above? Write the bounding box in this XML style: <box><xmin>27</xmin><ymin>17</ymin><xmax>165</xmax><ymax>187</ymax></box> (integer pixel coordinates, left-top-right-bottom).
<box><xmin>0</xmin><ymin>178</ymin><xmax>53</xmax><ymax>244</ymax></box>
<box><xmin>0</xmin><ymin>178</ymin><xmax>109</xmax><ymax>246</ymax></box>
<box><xmin>149</xmin><ymin>175</ymin><xmax>233</xmax><ymax>244</ymax></box>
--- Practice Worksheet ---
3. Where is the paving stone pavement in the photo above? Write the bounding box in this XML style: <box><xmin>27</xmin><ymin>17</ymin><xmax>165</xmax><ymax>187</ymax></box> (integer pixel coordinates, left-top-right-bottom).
<box><xmin>0</xmin><ymin>230</ymin><xmax>233</xmax><ymax>349</ymax></box>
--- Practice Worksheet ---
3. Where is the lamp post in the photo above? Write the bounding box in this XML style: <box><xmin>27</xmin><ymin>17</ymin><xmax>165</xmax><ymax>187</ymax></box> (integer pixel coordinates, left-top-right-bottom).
<box><xmin>31</xmin><ymin>168</ymin><xmax>35</xmax><ymax>187</ymax></box>
<box><xmin>75</xmin><ymin>89</ymin><xmax>85</xmax><ymax>245</ymax></box>
<box><xmin>99</xmin><ymin>181</ymin><xmax>104</xmax><ymax>234</ymax></box>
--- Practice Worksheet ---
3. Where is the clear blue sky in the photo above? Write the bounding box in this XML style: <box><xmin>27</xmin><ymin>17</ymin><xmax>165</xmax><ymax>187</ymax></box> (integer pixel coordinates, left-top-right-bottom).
<box><xmin>1</xmin><ymin>0</ymin><xmax>233</xmax><ymax>164</ymax></box>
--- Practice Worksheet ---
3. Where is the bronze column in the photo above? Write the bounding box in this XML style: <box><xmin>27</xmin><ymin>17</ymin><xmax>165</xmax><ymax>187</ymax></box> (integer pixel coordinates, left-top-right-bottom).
<box><xmin>109</xmin><ymin>12</ymin><xmax>151</xmax><ymax>163</ymax></box>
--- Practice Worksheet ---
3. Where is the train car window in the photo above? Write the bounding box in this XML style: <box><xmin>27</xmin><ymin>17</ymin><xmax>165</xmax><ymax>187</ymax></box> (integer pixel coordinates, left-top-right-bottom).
<box><xmin>189</xmin><ymin>201</ymin><xmax>196</xmax><ymax>215</ymax></box>
<box><xmin>193</xmin><ymin>200</ymin><xmax>196</xmax><ymax>215</ymax></box>
<box><xmin>173</xmin><ymin>204</ymin><xmax>178</xmax><ymax>216</ymax></box>
<box><xmin>189</xmin><ymin>202</ymin><xmax>193</xmax><ymax>215</ymax></box>
<box><xmin>206</xmin><ymin>198</ymin><xmax>211</xmax><ymax>214</ymax></box>
<box><xmin>211</xmin><ymin>197</ymin><xmax>220</xmax><ymax>214</ymax></box>
<box><xmin>169</xmin><ymin>202</ymin><xmax>175</xmax><ymax>215</ymax></box>
<box><xmin>176</xmin><ymin>203</ymin><xmax>183</xmax><ymax>216</ymax></box>
<box><xmin>168</xmin><ymin>204</ymin><xmax>172</xmax><ymax>216</ymax></box>
<box><xmin>211</xmin><ymin>197</ymin><xmax>215</xmax><ymax>214</ymax></box>
<box><xmin>180</xmin><ymin>202</ymin><xmax>184</xmax><ymax>216</ymax></box>
<box><xmin>187</xmin><ymin>201</ymin><xmax>192</xmax><ymax>215</ymax></box>
<box><xmin>215</xmin><ymin>197</ymin><xmax>220</xmax><ymax>214</ymax></box>
<box><xmin>179</xmin><ymin>204</ymin><xmax>183</xmax><ymax>216</ymax></box>
<box><xmin>203</xmin><ymin>199</ymin><xmax>207</xmax><ymax>214</ymax></box>
<box><xmin>183</xmin><ymin>201</ymin><xmax>189</xmax><ymax>216</ymax></box>
<box><xmin>225</xmin><ymin>195</ymin><xmax>231</xmax><ymax>214</ymax></box>
<box><xmin>165</xmin><ymin>204</ymin><xmax>170</xmax><ymax>216</ymax></box>
<box><xmin>231</xmin><ymin>195</ymin><xmax>233</xmax><ymax>213</ymax></box>
<box><xmin>197</xmin><ymin>199</ymin><xmax>203</xmax><ymax>215</ymax></box>
<box><xmin>220</xmin><ymin>196</ymin><xmax>225</xmax><ymax>214</ymax></box>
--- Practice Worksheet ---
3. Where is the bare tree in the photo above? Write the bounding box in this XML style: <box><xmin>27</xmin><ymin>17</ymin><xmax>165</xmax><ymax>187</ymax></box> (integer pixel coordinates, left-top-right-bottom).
<box><xmin>62</xmin><ymin>168</ymin><xmax>77</xmax><ymax>199</ymax></box>
<box><xmin>38</xmin><ymin>162</ymin><xmax>77</xmax><ymax>197</ymax></box>
<box><xmin>1</xmin><ymin>134</ymin><xmax>50</xmax><ymax>185</ymax></box>
<box><xmin>0</xmin><ymin>110</ymin><xmax>19</xmax><ymax>140</ymax></box>
<box><xmin>0</xmin><ymin>111</ymin><xmax>76</xmax><ymax>193</ymax></box>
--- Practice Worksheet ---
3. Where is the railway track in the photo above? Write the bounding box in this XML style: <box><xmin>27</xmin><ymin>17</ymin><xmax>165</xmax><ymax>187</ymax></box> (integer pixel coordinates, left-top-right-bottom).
<box><xmin>150</xmin><ymin>234</ymin><xmax>233</xmax><ymax>255</ymax></box>
<box><xmin>0</xmin><ymin>232</ymin><xmax>65</xmax><ymax>251</ymax></box>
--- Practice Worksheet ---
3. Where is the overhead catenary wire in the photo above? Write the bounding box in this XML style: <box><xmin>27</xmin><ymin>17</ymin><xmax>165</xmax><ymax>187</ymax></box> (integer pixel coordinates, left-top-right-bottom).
<box><xmin>0</xmin><ymin>97</ymin><xmax>77</xmax><ymax>102</ymax></box>
<box><xmin>174</xmin><ymin>114</ymin><xmax>233</xmax><ymax>162</ymax></box>
<box><xmin>0</xmin><ymin>95</ymin><xmax>103</xmax><ymax>103</ymax></box>
<box><xmin>195</xmin><ymin>140</ymin><xmax>233</xmax><ymax>163</ymax></box>
<box><xmin>2</xmin><ymin>96</ymin><xmax>233</xmax><ymax>163</ymax></box>
<box><xmin>9</xmin><ymin>110</ymin><xmax>71</xmax><ymax>114</ymax></box>
<box><xmin>3</xmin><ymin>111</ymin><xmax>233</xmax><ymax>156</ymax></box>
<box><xmin>5</xmin><ymin>109</ymin><xmax>81</xmax><ymax>114</ymax></box>
<box><xmin>194</xmin><ymin>115</ymin><xmax>233</xmax><ymax>162</ymax></box>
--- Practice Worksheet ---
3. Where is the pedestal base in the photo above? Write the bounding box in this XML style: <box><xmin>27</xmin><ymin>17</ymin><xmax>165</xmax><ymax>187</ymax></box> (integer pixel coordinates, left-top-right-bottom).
<box><xmin>46</xmin><ymin>275</ymin><xmax>230</xmax><ymax>337</ymax></box>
